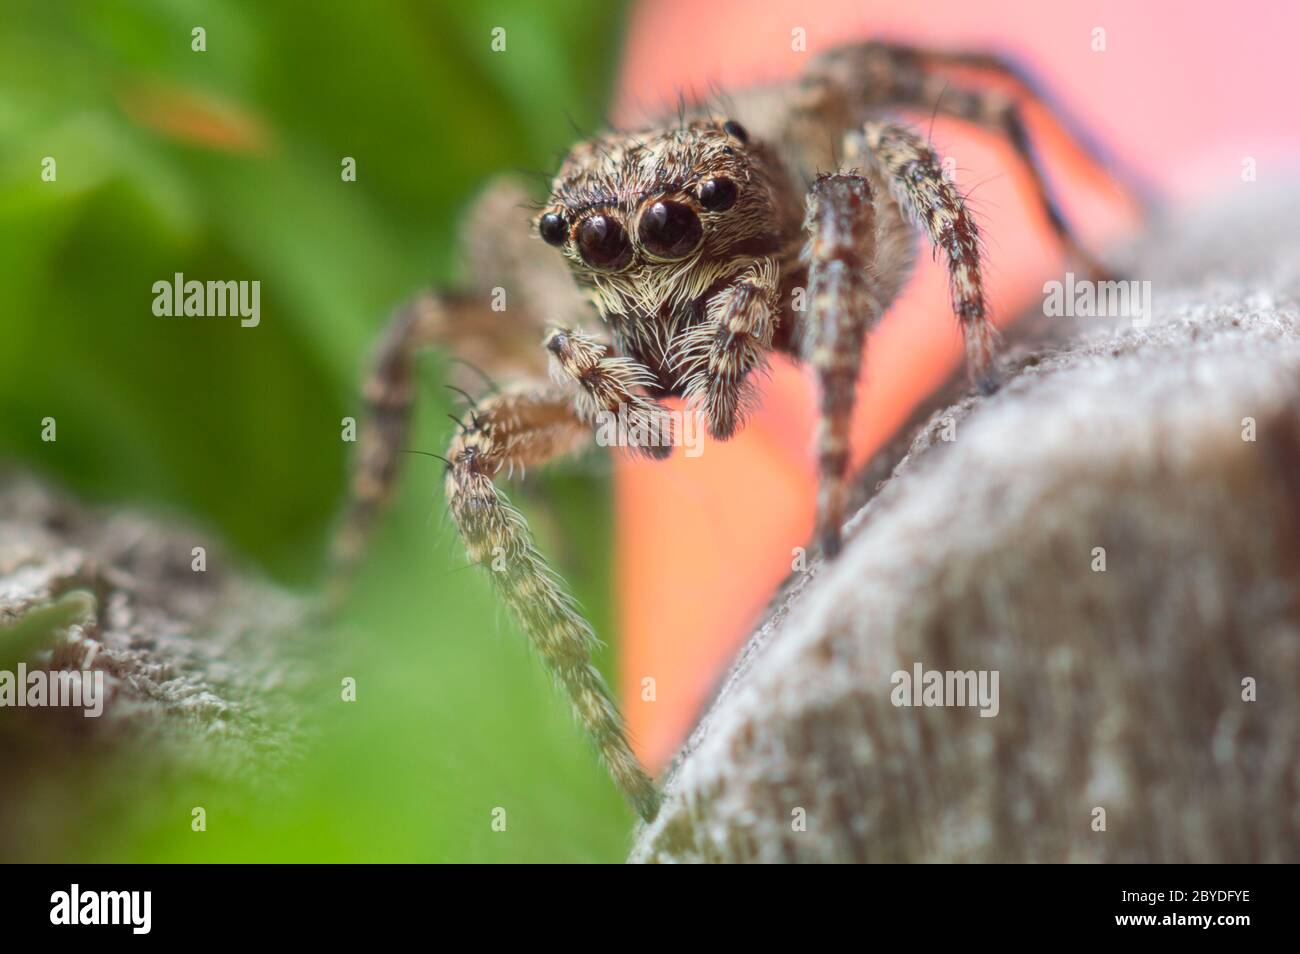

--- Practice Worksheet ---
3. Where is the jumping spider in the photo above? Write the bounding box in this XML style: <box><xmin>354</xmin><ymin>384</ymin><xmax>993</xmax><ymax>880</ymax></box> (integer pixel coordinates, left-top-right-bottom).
<box><xmin>334</xmin><ymin>41</ymin><xmax>1145</xmax><ymax>821</ymax></box>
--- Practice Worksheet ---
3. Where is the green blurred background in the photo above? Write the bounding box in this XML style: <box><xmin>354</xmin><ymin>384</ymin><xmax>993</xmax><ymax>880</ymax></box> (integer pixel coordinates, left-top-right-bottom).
<box><xmin>0</xmin><ymin>0</ymin><xmax>636</xmax><ymax>861</ymax></box>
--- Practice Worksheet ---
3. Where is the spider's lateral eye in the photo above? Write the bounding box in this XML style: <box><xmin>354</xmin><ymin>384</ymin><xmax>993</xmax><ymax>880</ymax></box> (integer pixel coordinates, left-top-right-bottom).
<box><xmin>576</xmin><ymin>214</ymin><xmax>632</xmax><ymax>269</ymax></box>
<box><xmin>639</xmin><ymin>200</ymin><xmax>702</xmax><ymax>259</ymax></box>
<box><xmin>698</xmin><ymin>177</ymin><xmax>738</xmax><ymax>212</ymax></box>
<box><xmin>539</xmin><ymin>212</ymin><xmax>567</xmax><ymax>246</ymax></box>
<box><xmin>722</xmin><ymin>119</ymin><xmax>748</xmax><ymax>144</ymax></box>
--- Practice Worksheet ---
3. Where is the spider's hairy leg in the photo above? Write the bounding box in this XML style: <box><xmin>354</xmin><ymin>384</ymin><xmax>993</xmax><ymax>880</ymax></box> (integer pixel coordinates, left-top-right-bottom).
<box><xmin>331</xmin><ymin>287</ymin><xmax>556</xmax><ymax>584</ymax></box>
<box><xmin>881</xmin><ymin>42</ymin><xmax>1159</xmax><ymax>215</ymax></box>
<box><xmin>331</xmin><ymin>292</ymin><xmax>443</xmax><ymax>577</ymax></box>
<box><xmin>884</xmin><ymin>78</ymin><xmax>1115</xmax><ymax>279</ymax></box>
<box><xmin>852</xmin><ymin>122</ymin><xmax>999</xmax><ymax>392</ymax></box>
<box><xmin>799</xmin><ymin>41</ymin><xmax>1145</xmax><ymax>280</ymax></box>
<box><xmin>331</xmin><ymin>175</ymin><xmax>584</xmax><ymax>585</ymax></box>
<box><xmin>802</xmin><ymin>175</ymin><xmax>876</xmax><ymax>558</ymax></box>
<box><xmin>446</xmin><ymin>386</ymin><xmax>661</xmax><ymax>821</ymax></box>
<box><xmin>543</xmin><ymin>327</ymin><xmax>676</xmax><ymax>459</ymax></box>
<box><xmin>676</xmin><ymin>258</ymin><xmax>781</xmax><ymax>440</ymax></box>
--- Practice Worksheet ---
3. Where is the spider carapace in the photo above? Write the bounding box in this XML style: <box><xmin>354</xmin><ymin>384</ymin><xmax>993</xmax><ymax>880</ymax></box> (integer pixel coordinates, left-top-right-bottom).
<box><xmin>334</xmin><ymin>40</ymin><xmax>1146</xmax><ymax>821</ymax></box>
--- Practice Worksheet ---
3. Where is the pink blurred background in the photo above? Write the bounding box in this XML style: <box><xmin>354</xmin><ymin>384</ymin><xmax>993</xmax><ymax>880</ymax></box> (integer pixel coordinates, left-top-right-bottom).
<box><xmin>608</xmin><ymin>0</ymin><xmax>1300</xmax><ymax>768</ymax></box>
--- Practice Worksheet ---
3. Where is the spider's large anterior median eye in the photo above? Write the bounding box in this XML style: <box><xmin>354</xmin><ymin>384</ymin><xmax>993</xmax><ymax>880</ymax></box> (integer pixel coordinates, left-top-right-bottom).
<box><xmin>698</xmin><ymin>177</ymin><xmax>738</xmax><ymax>212</ymax></box>
<box><xmin>539</xmin><ymin>212</ymin><xmax>568</xmax><ymax>246</ymax></box>
<box><xmin>638</xmin><ymin>201</ymin><xmax>702</xmax><ymax>258</ymax></box>
<box><xmin>576</xmin><ymin>214</ymin><xmax>632</xmax><ymax>269</ymax></box>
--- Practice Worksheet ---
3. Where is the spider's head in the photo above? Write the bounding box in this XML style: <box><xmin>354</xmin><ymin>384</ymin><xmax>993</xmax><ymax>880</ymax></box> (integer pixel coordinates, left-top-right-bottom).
<box><xmin>535</xmin><ymin>118</ymin><xmax>792</xmax><ymax>322</ymax></box>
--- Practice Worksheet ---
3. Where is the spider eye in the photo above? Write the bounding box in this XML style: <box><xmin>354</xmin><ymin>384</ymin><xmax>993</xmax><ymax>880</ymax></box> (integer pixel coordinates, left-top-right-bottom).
<box><xmin>539</xmin><ymin>212</ymin><xmax>567</xmax><ymax>246</ymax></box>
<box><xmin>698</xmin><ymin>177</ymin><xmax>738</xmax><ymax>212</ymax></box>
<box><xmin>638</xmin><ymin>200</ymin><xmax>702</xmax><ymax>259</ymax></box>
<box><xmin>722</xmin><ymin>120</ymin><xmax>748</xmax><ymax>143</ymax></box>
<box><xmin>576</xmin><ymin>214</ymin><xmax>632</xmax><ymax>269</ymax></box>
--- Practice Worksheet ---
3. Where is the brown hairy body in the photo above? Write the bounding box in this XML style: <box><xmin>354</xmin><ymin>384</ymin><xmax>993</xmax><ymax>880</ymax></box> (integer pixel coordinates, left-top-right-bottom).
<box><xmin>333</xmin><ymin>40</ymin><xmax>1146</xmax><ymax>821</ymax></box>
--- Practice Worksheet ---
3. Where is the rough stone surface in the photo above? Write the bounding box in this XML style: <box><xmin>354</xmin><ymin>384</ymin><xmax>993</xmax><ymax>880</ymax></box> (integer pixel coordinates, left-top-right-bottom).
<box><xmin>631</xmin><ymin>186</ymin><xmax>1300</xmax><ymax>863</ymax></box>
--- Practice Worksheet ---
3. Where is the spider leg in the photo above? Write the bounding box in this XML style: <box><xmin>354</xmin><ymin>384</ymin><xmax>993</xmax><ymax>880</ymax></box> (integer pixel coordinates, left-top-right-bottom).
<box><xmin>675</xmin><ymin>257</ymin><xmax>781</xmax><ymax>440</ymax></box>
<box><xmin>332</xmin><ymin>175</ymin><xmax>588</xmax><ymax>579</ymax></box>
<box><xmin>880</xmin><ymin>73</ymin><xmax>1115</xmax><ymax>279</ymax></box>
<box><xmin>333</xmin><ymin>288</ymin><xmax>558</xmax><ymax>578</ymax></box>
<box><xmin>799</xmin><ymin>41</ymin><xmax>1149</xmax><ymax>280</ymax></box>
<box><xmin>332</xmin><ymin>292</ymin><xmax>441</xmax><ymax>575</ymax></box>
<box><xmin>851</xmin><ymin>122</ymin><xmax>999</xmax><ymax>391</ymax></box>
<box><xmin>803</xmin><ymin>174</ymin><xmax>877</xmax><ymax>558</ymax></box>
<box><xmin>543</xmin><ymin>327</ymin><xmax>677</xmax><ymax>459</ymax></box>
<box><xmin>878</xmin><ymin>42</ymin><xmax>1158</xmax><ymax>214</ymax></box>
<box><xmin>446</xmin><ymin>386</ymin><xmax>660</xmax><ymax>821</ymax></box>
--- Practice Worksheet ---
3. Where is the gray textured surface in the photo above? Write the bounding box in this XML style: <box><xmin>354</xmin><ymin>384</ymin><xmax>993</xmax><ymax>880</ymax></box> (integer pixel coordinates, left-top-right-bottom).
<box><xmin>631</xmin><ymin>185</ymin><xmax>1300</xmax><ymax>863</ymax></box>
<box><xmin>0</xmin><ymin>476</ymin><xmax>309</xmax><ymax>800</ymax></box>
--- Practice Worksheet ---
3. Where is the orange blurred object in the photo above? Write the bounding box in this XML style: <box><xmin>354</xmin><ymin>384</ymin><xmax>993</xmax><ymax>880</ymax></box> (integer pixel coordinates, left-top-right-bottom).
<box><xmin>611</xmin><ymin>0</ymin><xmax>1300</xmax><ymax>768</ymax></box>
<box><xmin>118</xmin><ymin>83</ymin><xmax>272</xmax><ymax>154</ymax></box>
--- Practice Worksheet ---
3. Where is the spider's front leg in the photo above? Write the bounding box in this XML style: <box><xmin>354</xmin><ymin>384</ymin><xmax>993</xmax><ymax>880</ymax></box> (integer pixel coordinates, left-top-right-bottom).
<box><xmin>803</xmin><ymin>126</ymin><xmax>998</xmax><ymax>557</ymax></box>
<box><xmin>802</xmin><ymin>174</ymin><xmax>878</xmax><ymax>558</ymax></box>
<box><xmin>543</xmin><ymin>327</ymin><xmax>676</xmax><ymax>458</ymax></box>
<box><xmin>677</xmin><ymin>258</ymin><xmax>781</xmax><ymax>439</ymax></box>
<box><xmin>445</xmin><ymin>386</ymin><xmax>661</xmax><ymax>821</ymax></box>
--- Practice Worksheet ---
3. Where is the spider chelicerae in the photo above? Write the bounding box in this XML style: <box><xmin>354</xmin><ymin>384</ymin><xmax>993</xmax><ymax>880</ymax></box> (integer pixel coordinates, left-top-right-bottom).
<box><xmin>333</xmin><ymin>40</ymin><xmax>1145</xmax><ymax>821</ymax></box>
